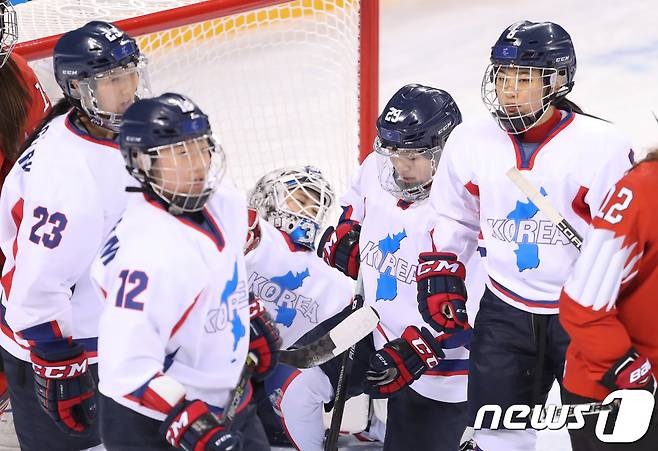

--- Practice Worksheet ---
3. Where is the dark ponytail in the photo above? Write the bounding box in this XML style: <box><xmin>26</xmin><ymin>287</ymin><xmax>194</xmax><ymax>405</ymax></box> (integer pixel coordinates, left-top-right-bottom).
<box><xmin>18</xmin><ymin>97</ymin><xmax>73</xmax><ymax>155</ymax></box>
<box><xmin>0</xmin><ymin>56</ymin><xmax>31</xmax><ymax>162</ymax></box>
<box><xmin>555</xmin><ymin>97</ymin><xmax>609</xmax><ymax>123</ymax></box>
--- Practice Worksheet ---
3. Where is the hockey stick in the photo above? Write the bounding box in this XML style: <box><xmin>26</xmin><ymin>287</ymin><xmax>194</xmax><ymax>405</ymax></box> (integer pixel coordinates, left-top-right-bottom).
<box><xmin>324</xmin><ymin>272</ymin><xmax>366</xmax><ymax>451</ymax></box>
<box><xmin>219</xmin><ymin>352</ymin><xmax>258</xmax><ymax>428</ymax></box>
<box><xmin>506</xmin><ymin>167</ymin><xmax>584</xmax><ymax>416</ymax></box>
<box><xmin>279</xmin><ymin>304</ymin><xmax>379</xmax><ymax>369</ymax></box>
<box><xmin>506</xmin><ymin>167</ymin><xmax>583</xmax><ymax>251</ymax></box>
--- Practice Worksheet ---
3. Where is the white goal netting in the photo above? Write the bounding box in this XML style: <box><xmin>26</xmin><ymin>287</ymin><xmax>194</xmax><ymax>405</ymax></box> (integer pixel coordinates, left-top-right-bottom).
<box><xmin>16</xmin><ymin>0</ymin><xmax>372</xmax><ymax>195</ymax></box>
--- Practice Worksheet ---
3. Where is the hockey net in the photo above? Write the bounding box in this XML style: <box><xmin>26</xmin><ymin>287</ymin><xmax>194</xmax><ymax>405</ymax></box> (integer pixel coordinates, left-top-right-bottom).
<box><xmin>14</xmin><ymin>0</ymin><xmax>378</xmax><ymax>194</ymax></box>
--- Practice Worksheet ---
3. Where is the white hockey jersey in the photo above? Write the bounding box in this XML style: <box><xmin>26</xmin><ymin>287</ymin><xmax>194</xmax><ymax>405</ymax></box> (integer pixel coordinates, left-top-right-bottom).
<box><xmin>92</xmin><ymin>182</ymin><xmax>250</xmax><ymax>421</ymax></box>
<box><xmin>245</xmin><ymin>218</ymin><xmax>353</xmax><ymax>350</ymax></box>
<box><xmin>0</xmin><ymin>111</ymin><xmax>134</xmax><ymax>362</ymax></box>
<box><xmin>428</xmin><ymin>112</ymin><xmax>633</xmax><ymax>314</ymax></box>
<box><xmin>340</xmin><ymin>152</ymin><xmax>486</xmax><ymax>403</ymax></box>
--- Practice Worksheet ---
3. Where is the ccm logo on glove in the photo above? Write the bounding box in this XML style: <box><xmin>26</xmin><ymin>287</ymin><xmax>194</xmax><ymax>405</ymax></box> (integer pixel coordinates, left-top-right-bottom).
<box><xmin>32</xmin><ymin>360</ymin><xmax>88</xmax><ymax>379</ymax></box>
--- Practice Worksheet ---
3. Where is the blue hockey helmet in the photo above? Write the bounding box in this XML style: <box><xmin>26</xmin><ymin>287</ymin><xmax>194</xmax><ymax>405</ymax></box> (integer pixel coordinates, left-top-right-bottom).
<box><xmin>120</xmin><ymin>93</ymin><xmax>225</xmax><ymax>214</ymax></box>
<box><xmin>0</xmin><ymin>1</ymin><xmax>18</xmax><ymax>68</ymax></box>
<box><xmin>482</xmin><ymin>21</ymin><xmax>577</xmax><ymax>134</ymax></box>
<box><xmin>53</xmin><ymin>21</ymin><xmax>151</xmax><ymax>131</ymax></box>
<box><xmin>374</xmin><ymin>84</ymin><xmax>462</xmax><ymax>201</ymax></box>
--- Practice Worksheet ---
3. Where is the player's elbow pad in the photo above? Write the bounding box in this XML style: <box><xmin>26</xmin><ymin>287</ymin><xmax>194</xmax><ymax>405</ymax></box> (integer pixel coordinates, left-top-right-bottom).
<box><xmin>141</xmin><ymin>374</ymin><xmax>187</xmax><ymax>415</ymax></box>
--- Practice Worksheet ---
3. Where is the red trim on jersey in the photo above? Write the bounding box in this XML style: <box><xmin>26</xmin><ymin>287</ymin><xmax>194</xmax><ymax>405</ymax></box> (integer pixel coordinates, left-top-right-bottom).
<box><xmin>64</xmin><ymin>112</ymin><xmax>119</xmax><ymax>149</ymax></box>
<box><xmin>425</xmin><ymin>368</ymin><xmax>469</xmax><ymax>377</ymax></box>
<box><xmin>571</xmin><ymin>186</ymin><xmax>591</xmax><ymax>224</ymax></box>
<box><xmin>1</xmin><ymin>199</ymin><xmax>24</xmax><ymax>299</ymax></box>
<box><xmin>0</xmin><ymin>323</ymin><xmax>28</xmax><ymax>349</ymax></box>
<box><xmin>520</xmin><ymin>109</ymin><xmax>562</xmax><ymax>143</ymax></box>
<box><xmin>170</xmin><ymin>294</ymin><xmax>200</xmax><ymax>338</ymax></box>
<box><xmin>99</xmin><ymin>287</ymin><xmax>108</xmax><ymax>299</ymax></box>
<box><xmin>15</xmin><ymin>320</ymin><xmax>65</xmax><ymax>348</ymax></box>
<box><xmin>513</xmin><ymin>112</ymin><xmax>575</xmax><ymax>171</ymax></box>
<box><xmin>490</xmin><ymin>278</ymin><xmax>559</xmax><ymax>309</ymax></box>
<box><xmin>396</xmin><ymin>199</ymin><xmax>413</xmax><ymax>210</ymax></box>
<box><xmin>464</xmin><ymin>181</ymin><xmax>480</xmax><ymax>197</ymax></box>
<box><xmin>429</xmin><ymin>229</ymin><xmax>437</xmax><ymax>252</ymax></box>
<box><xmin>278</xmin><ymin>369</ymin><xmax>303</xmax><ymax>451</ymax></box>
<box><xmin>124</xmin><ymin>394</ymin><xmax>141</xmax><ymax>404</ymax></box>
<box><xmin>376</xmin><ymin>324</ymin><xmax>390</xmax><ymax>342</ymax></box>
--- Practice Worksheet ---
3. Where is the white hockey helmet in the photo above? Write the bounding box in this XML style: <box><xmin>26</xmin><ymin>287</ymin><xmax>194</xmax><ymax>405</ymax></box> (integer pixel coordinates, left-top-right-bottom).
<box><xmin>249</xmin><ymin>166</ymin><xmax>334</xmax><ymax>250</ymax></box>
<box><xmin>0</xmin><ymin>1</ymin><xmax>18</xmax><ymax>68</ymax></box>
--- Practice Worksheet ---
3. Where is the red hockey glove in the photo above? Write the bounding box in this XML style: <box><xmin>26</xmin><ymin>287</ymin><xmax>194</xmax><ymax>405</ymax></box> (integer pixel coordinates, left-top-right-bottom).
<box><xmin>161</xmin><ymin>399</ymin><xmax>242</xmax><ymax>451</ymax></box>
<box><xmin>600</xmin><ymin>348</ymin><xmax>656</xmax><ymax>395</ymax></box>
<box><xmin>317</xmin><ymin>221</ymin><xmax>361</xmax><ymax>279</ymax></box>
<box><xmin>249</xmin><ymin>296</ymin><xmax>282</xmax><ymax>380</ymax></box>
<box><xmin>364</xmin><ymin>326</ymin><xmax>445</xmax><ymax>398</ymax></box>
<box><xmin>30</xmin><ymin>343</ymin><xmax>96</xmax><ymax>435</ymax></box>
<box><xmin>416</xmin><ymin>252</ymin><xmax>469</xmax><ymax>333</ymax></box>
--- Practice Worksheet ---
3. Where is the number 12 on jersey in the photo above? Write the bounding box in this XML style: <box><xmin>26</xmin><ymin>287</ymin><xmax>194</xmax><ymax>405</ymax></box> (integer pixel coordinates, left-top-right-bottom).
<box><xmin>115</xmin><ymin>270</ymin><xmax>148</xmax><ymax>311</ymax></box>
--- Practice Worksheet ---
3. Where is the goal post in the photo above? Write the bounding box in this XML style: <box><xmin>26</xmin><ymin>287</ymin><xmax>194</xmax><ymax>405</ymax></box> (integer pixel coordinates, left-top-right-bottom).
<box><xmin>14</xmin><ymin>0</ymin><xmax>379</xmax><ymax>193</ymax></box>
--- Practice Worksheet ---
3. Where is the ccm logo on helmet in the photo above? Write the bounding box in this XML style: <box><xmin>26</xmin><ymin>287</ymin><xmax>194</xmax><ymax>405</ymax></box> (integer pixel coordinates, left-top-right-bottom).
<box><xmin>555</xmin><ymin>56</ymin><xmax>570</xmax><ymax>63</ymax></box>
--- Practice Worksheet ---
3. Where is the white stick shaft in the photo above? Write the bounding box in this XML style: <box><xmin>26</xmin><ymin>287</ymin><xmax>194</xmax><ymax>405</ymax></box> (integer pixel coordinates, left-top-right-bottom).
<box><xmin>506</xmin><ymin>167</ymin><xmax>583</xmax><ymax>250</ymax></box>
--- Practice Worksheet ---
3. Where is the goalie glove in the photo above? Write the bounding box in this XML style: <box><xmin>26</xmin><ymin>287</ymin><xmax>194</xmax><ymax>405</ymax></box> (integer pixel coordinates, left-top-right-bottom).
<box><xmin>600</xmin><ymin>348</ymin><xmax>656</xmax><ymax>395</ymax></box>
<box><xmin>30</xmin><ymin>342</ymin><xmax>97</xmax><ymax>435</ymax></box>
<box><xmin>364</xmin><ymin>326</ymin><xmax>444</xmax><ymax>398</ymax></box>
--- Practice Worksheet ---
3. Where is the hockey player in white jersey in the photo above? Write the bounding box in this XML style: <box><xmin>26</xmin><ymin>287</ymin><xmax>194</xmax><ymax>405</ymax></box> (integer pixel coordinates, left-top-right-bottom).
<box><xmin>0</xmin><ymin>21</ymin><xmax>150</xmax><ymax>450</ymax></box>
<box><xmin>319</xmin><ymin>84</ymin><xmax>485</xmax><ymax>451</ymax></box>
<box><xmin>92</xmin><ymin>93</ymin><xmax>280</xmax><ymax>450</ymax></box>
<box><xmin>414</xmin><ymin>21</ymin><xmax>635</xmax><ymax>451</ymax></box>
<box><xmin>245</xmin><ymin>166</ymin><xmax>372</xmax><ymax>450</ymax></box>
<box><xmin>246</xmin><ymin>166</ymin><xmax>349</xmax><ymax>351</ymax></box>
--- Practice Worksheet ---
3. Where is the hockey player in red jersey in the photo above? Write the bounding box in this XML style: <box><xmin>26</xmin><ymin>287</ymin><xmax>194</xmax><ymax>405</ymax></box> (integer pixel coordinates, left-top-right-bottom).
<box><xmin>0</xmin><ymin>0</ymin><xmax>51</xmax><ymax>422</ymax></box>
<box><xmin>559</xmin><ymin>149</ymin><xmax>658</xmax><ymax>450</ymax></box>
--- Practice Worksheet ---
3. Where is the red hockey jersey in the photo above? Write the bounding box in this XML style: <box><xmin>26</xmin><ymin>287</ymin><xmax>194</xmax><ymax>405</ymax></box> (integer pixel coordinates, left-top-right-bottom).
<box><xmin>560</xmin><ymin>160</ymin><xmax>658</xmax><ymax>400</ymax></box>
<box><xmin>0</xmin><ymin>53</ymin><xmax>51</xmax><ymax>270</ymax></box>
<box><xmin>0</xmin><ymin>53</ymin><xmax>51</xmax><ymax>179</ymax></box>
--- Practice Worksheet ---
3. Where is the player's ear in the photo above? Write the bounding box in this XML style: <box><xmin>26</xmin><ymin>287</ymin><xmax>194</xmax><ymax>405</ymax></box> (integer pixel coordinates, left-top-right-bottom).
<box><xmin>68</xmin><ymin>79</ymin><xmax>81</xmax><ymax>98</ymax></box>
<box><xmin>137</xmin><ymin>153</ymin><xmax>152</xmax><ymax>172</ymax></box>
<box><xmin>551</xmin><ymin>69</ymin><xmax>568</xmax><ymax>91</ymax></box>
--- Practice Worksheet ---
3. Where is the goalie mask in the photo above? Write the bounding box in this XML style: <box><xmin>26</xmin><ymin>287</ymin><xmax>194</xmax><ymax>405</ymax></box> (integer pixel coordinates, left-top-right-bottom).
<box><xmin>375</xmin><ymin>84</ymin><xmax>462</xmax><ymax>202</ymax></box>
<box><xmin>481</xmin><ymin>20</ymin><xmax>576</xmax><ymax>134</ymax></box>
<box><xmin>120</xmin><ymin>93</ymin><xmax>225</xmax><ymax>214</ymax></box>
<box><xmin>250</xmin><ymin>166</ymin><xmax>334</xmax><ymax>250</ymax></box>
<box><xmin>0</xmin><ymin>1</ymin><xmax>18</xmax><ymax>68</ymax></box>
<box><xmin>54</xmin><ymin>21</ymin><xmax>151</xmax><ymax>131</ymax></box>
